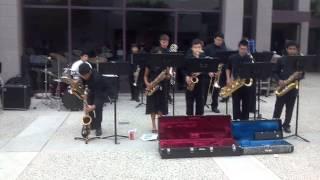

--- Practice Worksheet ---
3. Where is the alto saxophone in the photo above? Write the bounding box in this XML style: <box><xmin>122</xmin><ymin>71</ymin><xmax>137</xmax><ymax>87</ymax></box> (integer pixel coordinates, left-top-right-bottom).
<box><xmin>133</xmin><ymin>65</ymin><xmax>141</xmax><ymax>87</ymax></box>
<box><xmin>81</xmin><ymin>85</ymin><xmax>92</xmax><ymax>138</ymax></box>
<box><xmin>275</xmin><ymin>71</ymin><xmax>303</xmax><ymax>97</ymax></box>
<box><xmin>186</xmin><ymin>73</ymin><xmax>200</xmax><ymax>91</ymax></box>
<box><xmin>145</xmin><ymin>69</ymin><xmax>169</xmax><ymax>96</ymax></box>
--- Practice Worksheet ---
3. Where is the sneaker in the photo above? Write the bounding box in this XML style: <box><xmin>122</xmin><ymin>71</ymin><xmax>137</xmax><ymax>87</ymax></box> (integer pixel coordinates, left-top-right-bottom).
<box><xmin>283</xmin><ymin>126</ymin><xmax>291</xmax><ymax>133</ymax></box>
<box><xmin>211</xmin><ymin>108</ymin><xmax>220</xmax><ymax>113</ymax></box>
<box><xmin>95</xmin><ymin>128</ymin><xmax>102</xmax><ymax>136</ymax></box>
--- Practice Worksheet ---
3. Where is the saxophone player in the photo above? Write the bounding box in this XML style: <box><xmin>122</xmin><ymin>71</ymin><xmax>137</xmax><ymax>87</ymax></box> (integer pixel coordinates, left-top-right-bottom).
<box><xmin>184</xmin><ymin>39</ymin><xmax>206</xmax><ymax>115</ymax></box>
<box><xmin>226</xmin><ymin>40</ymin><xmax>253</xmax><ymax>120</ymax></box>
<box><xmin>204</xmin><ymin>32</ymin><xmax>228</xmax><ymax>113</ymax></box>
<box><xmin>78</xmin><ymin>63</ymin><xmax>108</xmax><ymax>136</ymax></box>
<box><xmin>272</xmin><ymin>41</ymin><xmax>301</xmax><ymax>133</ymax></box>
<box><xmin>144</xmin><ymin>34</ymin><xmax>170</xmax><ymax>133</ymax></box>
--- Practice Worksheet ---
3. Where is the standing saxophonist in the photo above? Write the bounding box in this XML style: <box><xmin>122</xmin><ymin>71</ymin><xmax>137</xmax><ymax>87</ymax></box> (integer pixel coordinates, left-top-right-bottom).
<box><xmin>78</xmin><ymin>63</ymin><xmax>108</xmax><ymax>136</ymax></box>
<box><xmin>226</xmin><ymin>40</ymin><xmax>253</xmax><ymax>120</ymax></box>
<box><xmin>144</xmin><ymin>34</ymin><xmax>170</xmax><ymax>133</ymax></box>
<box><xmin>204</xmin><ymin>32</ymin><xmax>228</xmax><ymax>113</ymax></box>
<box><xmin>184</xmin><ymin>39</ymin><xmax>206</xmax><ymax>115</ymax></box>
<box><xmin>272</xmin><ymin>41</ymin><xmax>302</xmax><ymax>133</ymax></box>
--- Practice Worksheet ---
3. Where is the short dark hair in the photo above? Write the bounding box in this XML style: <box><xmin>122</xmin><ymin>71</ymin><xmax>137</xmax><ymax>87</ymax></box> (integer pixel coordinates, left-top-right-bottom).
<box><xmin>131</xmin><ymin>43</ymin><xmax>139</xmax><ymax>48</ymax></box>
<box><xmin>192</xmin><ymin>39</ymin><xmax>203</xmax><ymax>46</ymax></box>
<box><xmin>80</xmin><ymin>50</ymin><xmax>89</xmax><ymax>57</ymax></box>
<box><xmin>214</xmin><ymin>32</ymin><xmax>224</xmax><ymax>39</ymax></box>
<box><xmin>160</xmin><ymin>34</ymin><xmax>170</xmax><ymax>41</ymax></box>
<box><xmin>238</xmin><ymin>39</ymin><xmax>249</xmax><ymax>47</ymax></box>
<box><xmin>285</xmin><ymin>40</ymin><xmax>299</xmax><ymax>49</ymax></box>
<box><xmin>79</xmin><ymin>63</ymin><xmax>91</xmax><ymax>76</ymax></box>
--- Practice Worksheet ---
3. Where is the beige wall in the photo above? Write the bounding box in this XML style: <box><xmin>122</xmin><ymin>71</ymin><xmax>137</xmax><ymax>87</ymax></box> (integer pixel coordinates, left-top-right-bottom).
<box><xmin>221</xmin><ymin>0</ymin><xmax>244</xmax><ymax>50</ymax></box>
<box><xmin>0</xmin><ymin>0</ymin><xmax>22</xmax><ymax>83</ymax></box>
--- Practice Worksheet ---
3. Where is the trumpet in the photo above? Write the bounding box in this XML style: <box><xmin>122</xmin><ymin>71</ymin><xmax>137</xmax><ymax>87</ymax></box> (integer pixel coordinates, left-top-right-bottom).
<box><xmin>133</xmin><ymin>65</ymin><xmax>141</xmax><ymax>87</ymax></box>
<box><xmin>186</xmin><ymin>73</ymin><xmax>200</xmax><ymax>91</ymax></box>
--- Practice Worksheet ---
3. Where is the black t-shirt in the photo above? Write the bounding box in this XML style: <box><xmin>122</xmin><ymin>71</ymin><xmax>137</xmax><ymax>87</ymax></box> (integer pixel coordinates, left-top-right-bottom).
<box><xmin>227</xmin><ymin>53</ymin><xmax>253</xmax><ymax>78</ymax></box>
<box><xmin>204</xmin><ymin>43</ymin><xmax>227</xmax><ymax>58</ymax></box>
<box><xmin>82</xmin><ymin>70</ymin><xmax>108</xmax><ymax>105</ymax></box>
<box><xmin>273</xmin><ymin>56</ymin><xmax>299</xmax><ymax>81</ymax></box>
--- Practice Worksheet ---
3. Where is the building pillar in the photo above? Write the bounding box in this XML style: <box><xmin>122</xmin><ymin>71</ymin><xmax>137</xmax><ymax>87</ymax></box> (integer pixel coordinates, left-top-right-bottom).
<box><xmin>0</xmin><ymin>0</ymin><xmax>22</xmax><ymax>82</ymax></box>
<box><xmin>297</xmin><ymin>0</ymin><xmax>310</xmax><ymax>54</ymax></box>
<box><xmin>221</xmin><ymin>0</ymin><xmax>244</xmax><ymax>50</ymax></box>
<box><xmin>255</xmin><ymin>0</ymin><xmax>273</xmax><ymax>52</ymax></box>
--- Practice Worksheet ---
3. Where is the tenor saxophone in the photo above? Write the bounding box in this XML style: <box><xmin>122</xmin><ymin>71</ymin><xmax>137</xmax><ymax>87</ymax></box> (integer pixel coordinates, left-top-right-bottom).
<box><xmin>275</xmin><ymin>71</ymin><xmax>303</xmax><ymax>97</ymax></box>
<box><xmin>81</xmin><ymin>85</ymin><xmax>92</xmax><ymax>138</ymax></box>
<box><xmin>219</xmin><ymin>78</ymin><xmax>253</xmax><ymax>98</ymax></box>
<box><xmin>145</xmin><ymin>69</ymin><xmax>169</xmax><ymax>96</ymax></box>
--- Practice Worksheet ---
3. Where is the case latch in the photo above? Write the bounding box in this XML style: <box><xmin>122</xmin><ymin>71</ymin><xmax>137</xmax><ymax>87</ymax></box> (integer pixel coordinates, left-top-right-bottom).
<box><xmin>166</xmin><ymin>148</ymin><xmax>171</xmax><ymax>154</ymax></box>
<box><xmin>210</xmin><ymin>147</ymin><xmax>214</xmax><ymax>152</ymax></box>
<box><xmin>190</xmin><ymin>147</ymin><xmax>195</xmax><ymax>153</ymax></box>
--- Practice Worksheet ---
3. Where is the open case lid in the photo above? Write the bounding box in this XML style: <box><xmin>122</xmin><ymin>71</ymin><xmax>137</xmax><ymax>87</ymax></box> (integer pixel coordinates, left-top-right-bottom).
<box><xmin>232</xmin><ymin>119</ymin><xmax>284</xmax><ymax>141</ymax></box>
<box><xmin>158</xmin><ymin>115</ymin><xmax>233</xmax><ymax>140</ymax></box>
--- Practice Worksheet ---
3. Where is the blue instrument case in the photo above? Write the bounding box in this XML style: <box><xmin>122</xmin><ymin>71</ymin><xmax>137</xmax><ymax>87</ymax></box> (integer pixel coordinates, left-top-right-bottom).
<box><xmin>232</xmin><ymin>119</ymin><xmax>294</xmax><ymax>155</ymax></box>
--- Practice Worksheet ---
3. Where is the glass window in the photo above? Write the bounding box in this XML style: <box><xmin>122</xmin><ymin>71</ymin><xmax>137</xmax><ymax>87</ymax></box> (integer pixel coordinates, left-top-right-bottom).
<box><xmin>127</xmin><ymin>0</ymin><xmax>221</xmax><ymax>10</ymax></box>
<box><xmin>311</xmin><ymin>0</ymin><xmax>320</xmax><ymax>17</ymax></box>
<box><xmin>23</xmin><ymin>0</ymin><xmax>67</xmax><ymax>5</ymax></box>
<box><xmin>72</xmin><ymin>10</ymin><xmax>123</xmax><ymax>61</ymax></box>
<box><xmin>273</xmin><ymin>0</ymin><xmax>295</xmax><ymax>10</ymax></box>
<box><xmin>177</xmin><ymin>13</ymin><xmax>220</xmax><ymax>51</ymax></box>
<box><xmin>126</xmin><ymin>11</ymin><xmax>174</xmax><ymax>52</ymax></box>
<box><xmin>23</xmin><ymin>8</ymin><xmax>68</xmax><ymax>55</ymax></box>
<box><xmin>71</xmin><ymin>0</ymin><xmax>123</xmax><ymax>7</ymax></box>
<box><xmin>244</xmin><ymin>0</ymin><xmax>254</xmax><ymax>16</ymax></box>
<box><xmin>243</xmin><ymin>18</ymin><xmax>254</xmax><ymax>39</ymax></box>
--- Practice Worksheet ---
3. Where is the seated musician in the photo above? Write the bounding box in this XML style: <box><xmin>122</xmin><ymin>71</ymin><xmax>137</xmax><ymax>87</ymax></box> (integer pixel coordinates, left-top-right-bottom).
<box><xmin>272</xmin><ymin>41</ymin><xmax>301</xmax><ymax>133</ymax></box>
<box><xmin>184</xmin><ymin>39</ymin><xmax>206</xmax><ymax>116</ymax></box>
<box><xmin>70</xmin><ymin>51</ymin><xmax>92</xmax><ymax>79</ymax></box>
<box><xmin>78</xmin><ymin>63</ymin><xmax>108</xmax><ymax>136</ymax></box>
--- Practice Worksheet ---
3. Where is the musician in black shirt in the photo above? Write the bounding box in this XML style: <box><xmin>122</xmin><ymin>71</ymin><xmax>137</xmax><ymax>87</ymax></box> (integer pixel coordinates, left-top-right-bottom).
<box><xmin>144</xmin><ymin>34</ymin><xmax>170</xmax><ymax>133</ymax></box>
<box><xmin>204</xmin><ymin>32</ymin><xmax>228</xmax><ymax>113</ymax></box>
<box><xmin>272</xmin><ymin>41</ymin><xmax>300</xmax><ymax>133</ymax></box>
<box><xmin>79</xmin><ymin>63</ymin><xmax>108</xmax><ymax>136</ymax></box>
<box><xmin>226</xmin><ymin>40</ymin><xmax>254</xmax><ymax>120</ymax></box>
<box><xmin>184</xmin><ymin>39</ymin><xmax>206</xmax><ymax>115</ymax></box>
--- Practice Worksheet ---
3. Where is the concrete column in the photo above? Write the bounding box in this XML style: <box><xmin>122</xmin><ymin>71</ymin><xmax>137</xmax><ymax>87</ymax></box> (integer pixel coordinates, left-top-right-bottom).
<box><xmin>297</xmin><ymin>0</ymin><xmax>311</xmax><ymax>54</ymax></box>
<box><xmin>0</xmin><ymin>0</ymin><xmax>22</xmax><ymax>82</ymax></box>
<box><xmin>255</xmin><ymin>0</ymin><xmax>273</xmax><ymax>52</ymax></box>
<box><xmin>221</xmin><ymin>0</ymin><xmax>244</xmax><ymax>50</ymax></box>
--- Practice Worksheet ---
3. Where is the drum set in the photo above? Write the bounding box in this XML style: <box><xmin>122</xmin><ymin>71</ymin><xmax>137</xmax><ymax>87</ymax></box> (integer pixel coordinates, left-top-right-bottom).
<box><xmin>41</xmin><ymin>66</ymin><xmax>83</xmax><ymax>111</ymax></box>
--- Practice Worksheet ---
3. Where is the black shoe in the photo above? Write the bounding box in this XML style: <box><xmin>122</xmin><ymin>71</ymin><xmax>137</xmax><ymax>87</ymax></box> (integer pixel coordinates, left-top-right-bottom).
<box><xmin>212</xmin><ymin>108</ymin><xmax>220</xmax><ymax>113</ymax></box>
<box><xmin>96</xmin><ymin>128</ymin><xmax>102</xmax><ymax>136</ymax></box>
<box><xmin>134</xmin><ymin>98</ymin><xmax>140</xmax><ymax>102</ymax></box>
<box><xmin>283</xmin><ymin>126</ymin><xmax>291</xmax><ymax>133</ymax></box>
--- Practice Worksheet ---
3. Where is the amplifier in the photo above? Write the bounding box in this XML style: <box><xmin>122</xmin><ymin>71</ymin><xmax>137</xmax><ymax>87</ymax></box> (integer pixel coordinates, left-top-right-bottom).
<box><xmin>2</xmin><ymin>84</ymin><xmax>31</xmax><ymax>110</ymax></box>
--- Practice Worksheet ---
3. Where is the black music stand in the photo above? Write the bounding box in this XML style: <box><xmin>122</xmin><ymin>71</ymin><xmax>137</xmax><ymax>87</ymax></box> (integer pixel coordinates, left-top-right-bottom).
<box><xmin>185</xmin><ymin>58</ymin><xmax>221</xmax><ymax>114</ymax></box>
<box><xmin>252</xmin><ymin>52</ymin><xmax>273</xmax><ymax>62</ymax></box>
<box><xmin>284</xmin><ymin>56</ymin><xmax>311</xmax><ymax>142</ymax></box>
<box><xmin>99</xmin><ymin>62</ymin><xmax>130</xmax><ymax>144</ymax></box>
<box><xmin>213</xmin><ymin>51</ymin><xmax>238</xmax><ymax>113</ymax></box>
<box><xmin>146</xmin><ymin>53</ymin><xmax>185</xmax><ymax>116</ymax></box>
<box><xmin>239</xmin><ymin>62</ymin><xmax>273</xmax><ymax>119</ymax></box>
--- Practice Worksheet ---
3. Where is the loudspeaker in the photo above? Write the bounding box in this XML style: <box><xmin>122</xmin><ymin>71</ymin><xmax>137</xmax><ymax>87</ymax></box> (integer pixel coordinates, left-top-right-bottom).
<box><xmin>2</xmin><ymin>85</ymin><xmax>31</xmax><ymax>110</ymax></box>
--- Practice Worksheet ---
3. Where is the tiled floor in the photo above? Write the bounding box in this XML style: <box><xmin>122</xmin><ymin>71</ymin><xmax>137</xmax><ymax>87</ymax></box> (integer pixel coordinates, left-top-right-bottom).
<box><xmin>0</xmin><ymin>73</ymin><xmax>320</xmax><ymax>180</ymax></box>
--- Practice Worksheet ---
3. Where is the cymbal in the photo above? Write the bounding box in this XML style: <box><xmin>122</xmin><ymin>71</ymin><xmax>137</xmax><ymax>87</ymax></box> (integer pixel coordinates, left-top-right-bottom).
<box><xmin>88</xmin><ymin>57</ymin><xmax>107</xmax><ymax>63</ymax></box>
